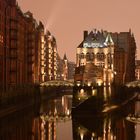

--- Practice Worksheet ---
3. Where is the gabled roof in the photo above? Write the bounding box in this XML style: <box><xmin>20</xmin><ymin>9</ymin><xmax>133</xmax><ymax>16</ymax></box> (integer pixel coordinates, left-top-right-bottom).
<box><xmin>84</xmin><ymin>30</ymin><xmax>106</xmax><ymax>44</ymax></box>
<box><xmin>77</xmin><ymin>29</ymin><xmax>114</xmax><ymax>48</ymax></box>
<box><xmin>77</xmin><ymin>41</ymin><xmax>84</xmax><ymax>48</ymax></box>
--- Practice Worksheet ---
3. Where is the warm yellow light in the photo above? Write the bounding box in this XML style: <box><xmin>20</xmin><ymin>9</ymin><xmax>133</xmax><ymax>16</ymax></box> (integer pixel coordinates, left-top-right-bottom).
<box><xmin>97</xmin><ymin>79</ymin><xmax>103</xmax><ymax>86</ymax></box>
<box><xmin>92</xmin><ymin>132</ymin><xmax>95</xmax><ymax>137</ymax></box>
<box><xmin>80</xmin><ymin>133</ymin><xmax>84</xmax><ymax>140</ymax></box>
<box><xmin>92</xmin><ymin>89</ymin><xmax>97</xmax><ymax>96</ymax></box>
<box><xmin>41</xmin><ymin>36</ymin><xmax>44</xmax><ymax>42</ymax></box>
<box><xmin>77</xmin><ymin>83</ymin><xmax>80</xmax><ymax>86</ymax></box>
<box><xmin>87</xmin><ymin>82</ymin><xmax>91</xmax><ymax>86</ymax></box>
<box><xmin>80</xmin><ymin>89</ymin><xmax>84</xmax><ymax>94</ymax></box>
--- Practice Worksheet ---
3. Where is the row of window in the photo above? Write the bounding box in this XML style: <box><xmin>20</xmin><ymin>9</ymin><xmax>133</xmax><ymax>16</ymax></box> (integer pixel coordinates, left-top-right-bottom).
<box><xmin>79</xmin><ymin>53</ymin><xmax>112</xmax><ymax>61</ymax></box>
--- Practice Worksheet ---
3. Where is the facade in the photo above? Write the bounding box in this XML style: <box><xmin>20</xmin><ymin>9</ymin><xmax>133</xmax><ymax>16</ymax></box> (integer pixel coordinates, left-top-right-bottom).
<box><xmin>68</xmin><ymin>61</ymin><xmax>76</xmax><ymax>80</ymax></box>
<box><xmin>35</xmin><ymin>21</ymin><xmax>46</xmax><ymax>83</ymax></box>
<box><xmin>75</xmin><ymin>29</ymin><xmax>136</xmax><ymax>86</ymax></box>
<box><xmin>0</xmin><ymin>0</ymin><xmax>38</xmax><ymax>90</ymax></box>
<box><xmin>0</xmin><ymin>0</ymin><xmax>59</xmax><ymax>93</ymax></box>
<box><xmin>57</xmin><ymin>54</ymin><xmax>75</xmax><ymax>80</ymax></box>
<box><xmin>135</xmin><ymin>60</ymin><xmax>140</xmax><ymax>80</ymax></box>
<box><xmin>45</xmin><ymin>31</ymin><xmax>57</xmax><ymax>81</ymax></box>
<box><xmin>0</xmin><ymin>0</ymin><xmax>7</xmax><ymax>91</ymax></box>
<box><xmin>57</xmin><ymin>54</ymin><xmax>63</xmax><ymax>80</ymax></box>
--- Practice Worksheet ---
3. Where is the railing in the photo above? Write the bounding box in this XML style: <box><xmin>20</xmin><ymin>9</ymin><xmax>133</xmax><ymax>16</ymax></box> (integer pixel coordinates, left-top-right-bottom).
<box><xmin>126</xmin><ymin>114</ymin><xmax>140</xmax><ymax>124</ymax></box>
<box><xmin>125</xmin><ymin>80</ymin><xmax>140</xmax><ymax>88</ymax></box>
<box><xmin>40</xmin><ymin>80</ymin><xmax>74</xmax><ymax>87</ymax></box>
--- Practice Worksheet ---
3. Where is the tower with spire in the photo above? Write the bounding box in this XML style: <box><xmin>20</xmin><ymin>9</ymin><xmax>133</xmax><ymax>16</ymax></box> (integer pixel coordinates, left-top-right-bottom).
<box><xmin>62</xmin><ymin>53</ymin><xmax>68</xmax><ymax>80</ymax></box>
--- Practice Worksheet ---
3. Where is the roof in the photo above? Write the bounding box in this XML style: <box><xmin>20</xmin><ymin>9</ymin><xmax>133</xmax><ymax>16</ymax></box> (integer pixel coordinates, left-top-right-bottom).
<box><xmin>77</xmin><ymin>29</ymin><xmax>114</xmax><ymax>48</ymax></box>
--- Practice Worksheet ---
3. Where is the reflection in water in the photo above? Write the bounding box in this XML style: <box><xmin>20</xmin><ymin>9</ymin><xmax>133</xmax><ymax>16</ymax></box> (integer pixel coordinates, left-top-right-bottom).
<box><xmin>72</xmin><ymin>101</ymin><xmax>136</xmax><ymax>140</ymax></box>
<box><xmin>39</xmin><ymin>95</ymin><xmax>72</xmax><ymax>140</ymax></box>
<box><xmin>0</xmin><ymin>89</ymin><xmax>139</xmax><ymax>140</ymax></box>
<box><xmin>0</xmin><ymin>94</ymin><xmax>73</xmax><ymax>140</ymax></box>
<box><xmin>0</xmin><ymin>106</ymin><xmax>37</xmax><ymax>140</ymax></box>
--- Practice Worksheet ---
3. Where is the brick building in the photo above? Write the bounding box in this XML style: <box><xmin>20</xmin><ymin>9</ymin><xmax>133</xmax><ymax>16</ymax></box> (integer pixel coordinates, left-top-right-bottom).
<box><xmin>45</xmin><ymin>31</ymin><xmax>57</xmax><ymax>81</ymax></box>
<box><xmin>135</xmin><ymin>60</ymin><xmax>140</xmax><ymax>80</ymax></box>
<box><xmin>75</xmin><ymin>29</ymin><xmax>136</xmax><ymax>86</ymax></box>
<box><xmin>0</xmin><ymin>0</ymin><xmax>59</xmax><ymax>92</ymax></box>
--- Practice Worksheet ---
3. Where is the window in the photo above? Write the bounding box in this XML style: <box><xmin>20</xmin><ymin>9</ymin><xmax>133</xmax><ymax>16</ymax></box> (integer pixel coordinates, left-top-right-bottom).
<box><xmin>86</xmin><ymin>53</ymin><xmax>90</xmax><ymax>61</ymax></box>
<box><xmin>80</xmin><ymin>53</ymin><xmax>84</xmax><ymax>59</ymax></box>
<box><xmin>90</xmin><ymin>53</ymin><xmax>95</xmax><ymax>60</ymax></box>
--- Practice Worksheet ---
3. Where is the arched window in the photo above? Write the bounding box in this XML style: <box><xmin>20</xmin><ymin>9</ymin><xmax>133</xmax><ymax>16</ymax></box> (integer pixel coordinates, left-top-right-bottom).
<box><xmin>100</xmin><ymin>52</ymin><xmax>105</xmax><ymax>60</ymax></box>
<box><xmin>107</xmin><ymin>53</ymin><xmax>111</xmax><ymax>63</ymax></box>
<box><xmin>96</xmin><ymin>53</ymin><xmax>100</xmax><ymax>61</ymax></box>
<box><xmin>80</xmin><ymin>53</ymin><xmax>84</xmax><ymax>59</ymax></box>
<box><xmin>86</xmin><ymin>52</ymin><xmax>90</xmax><ymax>61</ymax></box>
<box><xmin>90</xmin><ymin>53</ymin><xmax>95</xmax><ymax>60</ymax></box>
<box><xmin>96</xmin><ymin>53</ymin><xmax>105</xmax><ymax>61</ymax></box>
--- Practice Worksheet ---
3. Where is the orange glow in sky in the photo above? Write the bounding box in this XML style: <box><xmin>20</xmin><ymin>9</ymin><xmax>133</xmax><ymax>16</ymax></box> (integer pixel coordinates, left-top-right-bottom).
<box><xmin>17</xmin><ymin>0</ymin><xmax>140</xmax><ymax>61</ymax></box>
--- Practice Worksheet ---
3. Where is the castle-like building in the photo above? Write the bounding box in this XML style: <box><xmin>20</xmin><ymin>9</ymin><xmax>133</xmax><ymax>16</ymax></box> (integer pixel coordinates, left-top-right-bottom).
<box><xmin>75</xmin><ymin>29</ymin><xmax>136</xmax><ymax>86</ymax></box>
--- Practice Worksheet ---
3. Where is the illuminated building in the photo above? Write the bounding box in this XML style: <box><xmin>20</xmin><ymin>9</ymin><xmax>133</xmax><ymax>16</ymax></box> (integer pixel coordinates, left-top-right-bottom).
<box><xmin>1</xmin><ymin>1</ymin><xmax>38</xmax><ymax>88</ymax></box>
<box><xmin>57</xmin><ymin>54</ymin><xmax>76</xmax><ymax>80</ymax></box>
<box><xmin>62</xmin><ymin>54</ymin><xmax>76</xmax><ymax>80</ymax></box>
<box><xmin>0</xmin><ymin>0</ymin><xmax>54</xmax><ymax>91</ymax></box>
<box><xmin>75</xmin><ymin>29</ymin><xmax>136</xmax><ymax>86</ymax></box>
<box><xmin>56</xmin><ymin>54</ymin><xmax>63</xmax><ymax>80</ymax></box>
<box><xmin>0</xmin><ymin>0</ymin><xmax>60</xmax><ymax>92</ymax></box>
<box><xmin>45</xmin><ymin>31</ymin><xmax>57</xmax><ymax>81</ymax></box>
<box><xmin>135</xmin><ymin>60</ymin><xmax>140</xmax><ymax>80</ymax></box>
<box><xmin>35</xmin><ymin>21</ymin><xmax>46</xmax><ymax>83</ymax></box>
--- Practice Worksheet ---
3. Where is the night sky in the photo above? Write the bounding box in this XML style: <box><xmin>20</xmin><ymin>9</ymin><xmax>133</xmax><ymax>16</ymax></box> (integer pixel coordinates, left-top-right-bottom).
<box><xmin>17</xmin><ymin>0</ymin><xmax>140</xmax><ymax>62</ymax></box>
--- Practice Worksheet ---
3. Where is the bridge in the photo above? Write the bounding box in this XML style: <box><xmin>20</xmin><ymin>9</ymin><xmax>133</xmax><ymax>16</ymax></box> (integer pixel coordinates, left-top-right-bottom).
<box><xmin>126</xmin><ymin>114</ymin><xmax>140</xmax><ymax>124</ymax></box>
<box><xmin>40</xmin><ymin>113</ymin><xmax>71</xmax><ymax>122</ymax></box>
<box><xmin>125</xmin><ymin>80</ymin><xmax>140</xmax><ymax>88</ymax></box>
<box><xmin>40</xmin><ymin>80</ymin><xmax>74</xmax><ymax>87</ymax></box>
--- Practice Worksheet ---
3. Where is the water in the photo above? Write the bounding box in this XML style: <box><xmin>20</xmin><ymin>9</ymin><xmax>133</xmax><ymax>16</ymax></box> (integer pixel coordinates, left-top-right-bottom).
<box><xmin>0</xmin><ymin>89</ymin><xmax>139</xmax><ymax>140</ymax></box>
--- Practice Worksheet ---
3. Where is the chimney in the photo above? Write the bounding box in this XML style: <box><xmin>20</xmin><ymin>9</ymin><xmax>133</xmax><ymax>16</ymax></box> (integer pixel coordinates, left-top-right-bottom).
<box><xmin>84</xmin><ymin>31</ymin><xmax>88</xmax><ymax>40</ymax></box>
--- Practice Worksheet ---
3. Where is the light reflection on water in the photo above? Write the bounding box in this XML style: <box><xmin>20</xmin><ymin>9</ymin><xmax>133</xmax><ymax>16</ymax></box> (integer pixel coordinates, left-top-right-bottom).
<box><xmin>0</xmin><ymin>90</ymin><xmax>139</xmax><ymax>140</ymax></box>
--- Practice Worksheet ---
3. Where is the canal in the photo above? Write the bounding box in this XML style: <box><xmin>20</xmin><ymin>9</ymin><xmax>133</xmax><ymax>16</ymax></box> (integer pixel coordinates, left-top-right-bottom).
<box><xmin>0</xmin><ymin>88</ymin><xmax>139</xmax><ymax>140</ymax></box>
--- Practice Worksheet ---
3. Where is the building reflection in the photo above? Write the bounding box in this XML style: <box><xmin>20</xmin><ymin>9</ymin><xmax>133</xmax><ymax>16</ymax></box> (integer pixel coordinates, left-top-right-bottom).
<box><xmin>0</xmin><ymin>93</ymin><xmax>138</xmax><ymax>140</ymax></box>
<box><xmin>34</xmin><ymin>95</ymin><xmax>72</xmax><ymax>140</ymax></box>
<box><xmin>72</xmin><ymin>101</ymin><xmax>136</xmax><ymax>140</ymax></box>
<box><xmin>0</xmin><ymin>94</ymin><xmax>72</xmax><ymax>140</ymax></box>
